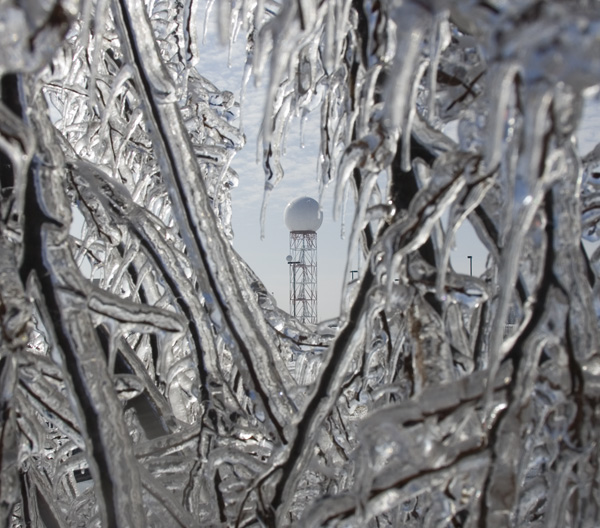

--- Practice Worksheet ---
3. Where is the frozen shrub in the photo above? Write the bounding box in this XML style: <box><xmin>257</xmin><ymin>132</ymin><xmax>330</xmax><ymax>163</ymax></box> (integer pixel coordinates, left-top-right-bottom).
<box><xmin>1</xmin><ymin>0</ymin><xmax>600</xmax><ymax>526</ymax></box>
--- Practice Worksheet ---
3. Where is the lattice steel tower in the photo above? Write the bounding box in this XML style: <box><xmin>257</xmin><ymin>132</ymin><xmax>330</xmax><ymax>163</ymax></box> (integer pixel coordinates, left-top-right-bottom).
<box><xmin>284</xmin><ymin>197</ymin><xmax>322</xmax><ymax>324</ymax></box>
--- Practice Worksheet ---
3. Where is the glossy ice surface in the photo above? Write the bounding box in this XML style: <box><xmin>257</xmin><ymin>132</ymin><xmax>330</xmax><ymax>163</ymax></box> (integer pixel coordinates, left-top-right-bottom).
<box><xmin>1</xmin><ymin>0</ymin><xmax>600</xmax><ymax>526</ymax></box>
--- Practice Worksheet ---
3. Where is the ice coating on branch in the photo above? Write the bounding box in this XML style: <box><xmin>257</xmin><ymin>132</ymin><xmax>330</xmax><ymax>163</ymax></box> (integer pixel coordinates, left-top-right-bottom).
<box><xmin>2</xmin><ymin>0</ymin><xmax>600</xmax><ymax>526</ymax></box>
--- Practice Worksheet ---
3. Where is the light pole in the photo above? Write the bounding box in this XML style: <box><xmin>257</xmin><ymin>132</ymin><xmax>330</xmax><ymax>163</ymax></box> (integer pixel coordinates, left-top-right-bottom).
<box><xmin>286</xmin><ymin>256</ymin><xmax>301</xmax><ymax>317</ymax></box>
<box><xmin>467</xmin><ymin>255</ymin><xmax>473</xmax><ymax>276</ymax></box>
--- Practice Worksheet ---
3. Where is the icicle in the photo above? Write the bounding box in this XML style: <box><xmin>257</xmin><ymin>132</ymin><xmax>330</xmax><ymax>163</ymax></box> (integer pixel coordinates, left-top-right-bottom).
<box><xmin>484</xmin><ymin>84</ymin><xmax>554</xmax><ymax>414</ymax></box>
<box><xmin>401</xmin><ymin>58</ymin><xmax>429</xmax><ymax>172</ymax></box>
<box><xmin>340</xmin><ymin>171</ymin><xmax>380</xmax><ymax>305</ymax></box>
<box><xmin>484</xmin><ymin>62</ymin><xmax>522</xmax><ymax>172</ymax></box>
<box><xmin>334</xmin><ymin>139</ymin><xmax>370</xmax><ymax>220</ymax></box>
<box><xmin>354</xmin><ymin>65</ymin><xmax>382</xmax><ymax>138</ymax></box>
<box><xmin>380</xmin><ymin>4</ymin><xmax>430</xmax><ymax>140</ymax></box>
<box><xmin>426</xmin><ymin>11</ymin><xmax>450</xmax><ymax>124</ymax></box>
<box><xmin>333</xmin><ymin>0</ymin><xmax>352</xmax><ymax>73</ymax></box>
<box><xmin>202</xmin><ymin>0</ymin><xmax>216</xmax><ymax>43</ymax></box>
<box><xmin>435</xmin><ymin>170</ymin><xmax>494</xmax><ymax>299</ymax></box>
<box><xmin>239</xmin><ymin>57</ymin><xmax>253</xmax><ymax>135</ymax></box>
<box><xmin>323</xmin><ymin>0</ymin><xmax>335</xmax><ymax>75</ymax></box>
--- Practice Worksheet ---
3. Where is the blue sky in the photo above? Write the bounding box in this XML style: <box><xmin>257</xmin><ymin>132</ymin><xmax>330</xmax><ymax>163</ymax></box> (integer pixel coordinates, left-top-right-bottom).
<box><xmin>197</xmin><ymin>11</ymin><xmax>600</xmax><ymax>321</ymax></box>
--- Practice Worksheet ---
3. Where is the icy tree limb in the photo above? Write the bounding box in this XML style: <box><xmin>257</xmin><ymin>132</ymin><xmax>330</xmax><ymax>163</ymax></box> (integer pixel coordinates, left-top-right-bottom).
<box><xmin>269</xmin><ymin>269</ymin><xmax>375</xmax><ymax>522</ymax></box>
<box><xmin>112</xmin><ymin>0</ymin><xmax>297</xmax><ymax>441</ymax></box>
<box><xmin>21</xmin><ymin>107</ymin><xmax>145</xmax><ymax>527</ymax></box>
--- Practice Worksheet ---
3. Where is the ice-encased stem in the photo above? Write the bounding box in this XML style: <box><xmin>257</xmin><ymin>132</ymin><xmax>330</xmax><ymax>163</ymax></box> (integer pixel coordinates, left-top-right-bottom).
<box><xmin>113</xmin><ymin>0</ymin><xmax>297</xmax><ymax>441</ymax></box>
<box><xmin>3</xmin><ymin>0</ymin><xmax>600</xmax><ymax>525</ymax></box>
<box><xmin>0</xmin><ymin>239</ymin><xmax>25</xmax><ymax>526</ymax></box>
<box><xmin>270</xmin><ymin>268</ymin><xmax>375</xmax><ymax>522</ymax></box>
<box><xmin>24</xmin><ymin>113</ymin><xmax>145</xmax><ymax>527</ymax></box>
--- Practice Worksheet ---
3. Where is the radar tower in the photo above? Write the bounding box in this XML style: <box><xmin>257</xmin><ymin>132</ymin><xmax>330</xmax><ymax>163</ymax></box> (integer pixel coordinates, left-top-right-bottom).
<box><xmin>284</xmin><ymin>197</ymin><xmax>322</xmax><ymax>324</ymax></box>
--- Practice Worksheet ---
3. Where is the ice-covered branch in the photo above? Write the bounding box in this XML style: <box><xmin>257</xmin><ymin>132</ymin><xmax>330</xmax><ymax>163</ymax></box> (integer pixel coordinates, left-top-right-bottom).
<box><xmin>1</xmin><ymin>0</ymin><xmax>600</xmax><ymax>525</ymax></box>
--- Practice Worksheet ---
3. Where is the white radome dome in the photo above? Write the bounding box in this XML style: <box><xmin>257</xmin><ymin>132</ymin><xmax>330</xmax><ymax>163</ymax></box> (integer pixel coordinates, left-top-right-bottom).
<box><xmin>284</xmin><ymin>197</ymin><xmax>323</xmax><ymax>232</ymax></box>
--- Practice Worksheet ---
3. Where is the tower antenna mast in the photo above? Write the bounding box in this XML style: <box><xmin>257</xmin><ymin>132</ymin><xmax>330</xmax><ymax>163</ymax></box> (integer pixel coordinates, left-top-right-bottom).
<box><xmin>284</xmin><ymin>197</ymin><xmax>322</xmax><ymax>324</ymax></box>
